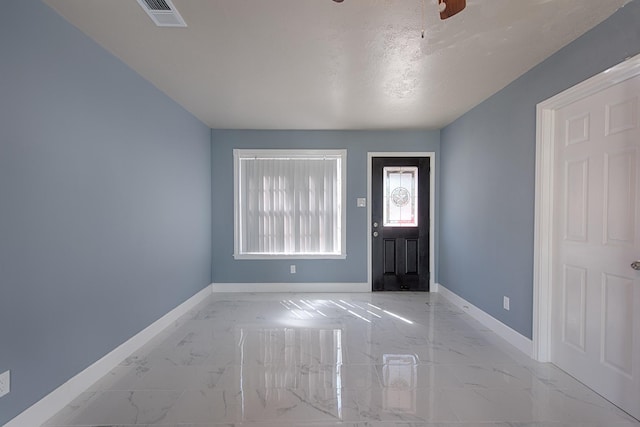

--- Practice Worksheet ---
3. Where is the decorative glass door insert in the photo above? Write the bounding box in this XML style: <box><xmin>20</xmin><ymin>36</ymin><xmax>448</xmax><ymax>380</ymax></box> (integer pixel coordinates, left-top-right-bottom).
<box><xmin>383</xmin><ymin>166</ymin><xmax>418</xmax><ymax>227</ymax></box>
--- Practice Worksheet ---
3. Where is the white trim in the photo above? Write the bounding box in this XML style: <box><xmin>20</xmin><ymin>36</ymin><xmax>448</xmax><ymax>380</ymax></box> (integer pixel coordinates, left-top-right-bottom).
<box><xmin>211</xmin><ymin>282</ymin><xmax>369</xmax><ymax>293</ymax></box>
<box><xmin>233</xmin><ymin>253</ymin><xmax>347</xmax><ymax>260</ymax></box>
<box><xmin>437</xmin><ymin>283</ymin><xmax>533</xmax><ymax>357</ymax></box>
<box><xmin>5</xmin><ymin>285</ymin><xmax>213</xmax><ymax>427</ymax></box>
<box><xmin>533</xmin><ymin>53</ymin><xmax>640</xmax><ymax>363</ymax></box>
<box><xmin>367</xmin><ymin>152</ymin><xmax>436</xmax><ymax>291</ymax></box>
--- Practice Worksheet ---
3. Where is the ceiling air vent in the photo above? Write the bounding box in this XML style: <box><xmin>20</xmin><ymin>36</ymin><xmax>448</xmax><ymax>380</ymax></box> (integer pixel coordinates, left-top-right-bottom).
<box><xmin>136</xmin><ymin>0</ymin><xmax>186</xmax><ymax>27</ymax></box>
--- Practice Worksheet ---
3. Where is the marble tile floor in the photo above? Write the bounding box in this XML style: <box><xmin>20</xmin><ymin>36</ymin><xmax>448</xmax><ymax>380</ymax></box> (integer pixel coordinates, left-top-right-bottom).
<box><xmin>43</xmin><ymin>292</ymin><xmax>640</xmax><ymax>427</ymax></box>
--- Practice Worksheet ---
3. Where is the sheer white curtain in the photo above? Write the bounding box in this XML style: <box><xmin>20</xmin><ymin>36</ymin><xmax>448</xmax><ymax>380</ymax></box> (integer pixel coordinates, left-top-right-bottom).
<box><xmin>237</xmin><ymin>152</ymin><xmax>343</xmax><ymax>256</ymax></box>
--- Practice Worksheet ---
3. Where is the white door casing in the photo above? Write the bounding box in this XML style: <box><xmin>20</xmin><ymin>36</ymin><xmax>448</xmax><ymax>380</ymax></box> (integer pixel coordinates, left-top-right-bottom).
<box><xmin>534</xmin><ymin>54</ymin><xmax>640</xmax><ymax>420</ymax></box>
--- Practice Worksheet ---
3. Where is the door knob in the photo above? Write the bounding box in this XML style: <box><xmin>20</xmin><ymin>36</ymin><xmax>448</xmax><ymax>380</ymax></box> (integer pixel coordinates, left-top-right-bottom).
<box><xmin>373</xmin><ymin>222</ymin><xmax>379</xmax><ymax>228</ymax></box>
<box><xmin>632</xmin><ymin>261</ymin><xmax>640</xmax><ymax>271</ymax></box>
<box><xmin>373</xmin><ymin>231</ymin><xmax>379</xmax><ymax>237</ymax></box>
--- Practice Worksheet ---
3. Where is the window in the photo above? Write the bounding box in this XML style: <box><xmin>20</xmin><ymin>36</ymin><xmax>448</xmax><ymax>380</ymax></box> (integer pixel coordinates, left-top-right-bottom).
<box><xmin>234</xmin><ymin>149</ymin><xmax>346</xmax><ymax>259</ymax></box>
<box><xmin>383</xmin><ymin>166</ymin><xmax>418</xmax><ymax>227</ymax></box>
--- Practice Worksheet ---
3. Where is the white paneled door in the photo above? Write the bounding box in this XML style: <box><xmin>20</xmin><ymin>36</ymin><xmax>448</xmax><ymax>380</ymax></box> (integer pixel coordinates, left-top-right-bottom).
<box><xmin>552</xmin><ymin>74</ymin><xmax>640</xmax><ymax>420</ymax></box>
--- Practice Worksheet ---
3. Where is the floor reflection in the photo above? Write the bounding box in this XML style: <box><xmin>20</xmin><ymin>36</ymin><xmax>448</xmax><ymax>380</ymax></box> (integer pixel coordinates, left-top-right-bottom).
<box><xmin>43</xmin><ymin>293</ymin><xmax>640</xmax><ymax>426</ymax></box>
<box><xmin>238</xmin><ymin>323</ymin><xmax>344</xmax><ymax>420</ymax></box>
<box><xmin>232</xmin><ymin>299</ymin><xmax>423</xmax><ymax>421</ymax></box>
<box><xmin>279</xmin><ymin>298</ymin><xmax>416</xmax><ymax>325</ymax></box>
<box><xmin>381</xmin><ymin>354</ymin><xmax>417</xmax><ymax>413</ymax></box>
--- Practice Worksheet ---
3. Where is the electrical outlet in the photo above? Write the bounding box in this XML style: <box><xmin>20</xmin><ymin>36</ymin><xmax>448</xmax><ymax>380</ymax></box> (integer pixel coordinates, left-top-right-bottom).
<box><xmin>0</xmin><ymin>370</ymin><xmax>10</xmax><ymax>398</ymax></box>
<box><xmin>503</xmin><ymin>296</ymin><xmax>510</xmax><ymax>311</ymax></box>
<box><xmin>290</xmin><ymin>265</ymin><xmax>296</xmax><ymax>274</ymax></box>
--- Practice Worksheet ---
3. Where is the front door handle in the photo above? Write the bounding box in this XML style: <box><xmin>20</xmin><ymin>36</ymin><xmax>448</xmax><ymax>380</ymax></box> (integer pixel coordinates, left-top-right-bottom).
<box><xmin>373</xmin><ymin>231</ymin><xmax>379</xmax><ymax>237</ymax></box>
<box><xmin>632</xmin><ymin>261</ymin><xmax>640</xmax><ymax>271</ymax></box>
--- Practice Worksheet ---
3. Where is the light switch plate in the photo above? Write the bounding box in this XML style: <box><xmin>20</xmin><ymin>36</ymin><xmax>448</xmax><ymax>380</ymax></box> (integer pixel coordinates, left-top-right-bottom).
<box><xmin>0</xmin><ymin>370</ymin><xmax>10</xmax><ymax>398</ymax></box>
<box><xmin>357</xmin><ymin>198</ymin><xmax>366</xmax><ymax>208</ymax></box>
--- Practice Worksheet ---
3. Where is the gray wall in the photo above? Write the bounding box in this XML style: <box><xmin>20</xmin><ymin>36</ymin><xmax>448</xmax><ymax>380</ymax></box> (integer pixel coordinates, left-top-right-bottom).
<box><xmin>0</xmin><ymin>1</ymin><xmax>212</xmax><ymax>424</ymax></box>
<box><xmin>439</xmin><ymin>0</ymin><xmax>640</xmax><ymax>339</ymax></box>
<box><xmin>211</xmin><ymin>130</ymin><xmax>440</xmax><ymax>284</ymax></box>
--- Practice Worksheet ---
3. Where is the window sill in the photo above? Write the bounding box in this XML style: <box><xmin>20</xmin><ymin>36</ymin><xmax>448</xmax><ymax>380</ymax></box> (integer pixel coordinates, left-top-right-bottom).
<box><xmin>233</xmin><ymin>253</ymin><xmax>347</xmax><ymax>260</ymax></box>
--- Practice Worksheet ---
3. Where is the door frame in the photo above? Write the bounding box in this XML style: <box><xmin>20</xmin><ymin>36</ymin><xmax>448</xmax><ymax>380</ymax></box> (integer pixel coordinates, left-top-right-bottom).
<box><xmin>367</xmin><ymin>152</ymin><xmax>436</xmax><ymax>291</ymax></box>
<box><xmin>533</xmin><ymin>53</ymin><xmax>640</xmax><ymax>362</ymax></box>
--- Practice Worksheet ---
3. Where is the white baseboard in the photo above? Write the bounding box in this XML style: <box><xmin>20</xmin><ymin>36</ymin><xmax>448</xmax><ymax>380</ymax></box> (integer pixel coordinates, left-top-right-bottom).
<box><xmin>211</xmin><ymin>282</ymin><xmax>370</xmax><ymax>293</ymax></box>
<box><xmin>436</xmin><ymin>283</ymin><xmax>533</xmax><ymax>358</ymax></box>
<box><xmin>5</xmin><ymin>284</ymin><xmax>213</xmax><ymax>427</ymax></box>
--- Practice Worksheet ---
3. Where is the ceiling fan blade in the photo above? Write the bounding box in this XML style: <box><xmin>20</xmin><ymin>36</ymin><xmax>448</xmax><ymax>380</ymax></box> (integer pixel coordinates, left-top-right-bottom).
<box><xmin>439</xmin><ymin>0</ymin><xmax>466</xmax><ymax>19</ymax></box>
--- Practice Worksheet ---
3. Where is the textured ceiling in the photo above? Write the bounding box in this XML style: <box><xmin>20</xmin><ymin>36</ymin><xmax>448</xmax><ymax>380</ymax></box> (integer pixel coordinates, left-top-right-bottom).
<box><xmin>45</xmin><ymin>0</ymin><xmax>631</xmax><ymax>130</ymax></box>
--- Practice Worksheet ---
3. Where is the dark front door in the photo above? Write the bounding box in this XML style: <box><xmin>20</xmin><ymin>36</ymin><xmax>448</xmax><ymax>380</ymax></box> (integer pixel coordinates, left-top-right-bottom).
<box><xmin>372</xmin><ymin>157</ymin><xmax>430</xmax><ymax>291</ymax></box>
